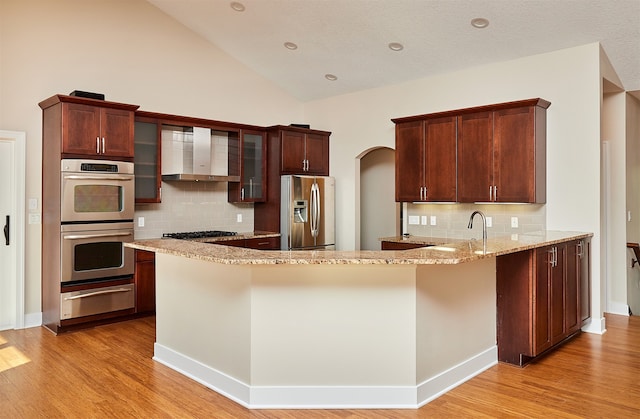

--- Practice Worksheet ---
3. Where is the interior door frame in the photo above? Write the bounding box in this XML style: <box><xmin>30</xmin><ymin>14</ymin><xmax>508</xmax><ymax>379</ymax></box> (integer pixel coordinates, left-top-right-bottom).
<box><xmin>0</xmin><ymin>130</ymin><xmax>26</xmax><ymax>329</ymax></box>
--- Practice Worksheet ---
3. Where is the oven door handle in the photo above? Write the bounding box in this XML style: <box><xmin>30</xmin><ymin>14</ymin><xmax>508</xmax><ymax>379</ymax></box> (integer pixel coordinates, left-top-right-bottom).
<box><xmin>63</xmin><ymin>232</ymin><xmax>132</xmax><ymax>240</ymax></box>
<box><xmin>63</xmin><ymin>175</ymin><xmax>133</xmax><ymax>181</ymax></box>
<box><xmin>64</xmin><ymin>288</ymin><xmax>132</xmax><ymax>300</ymax></box>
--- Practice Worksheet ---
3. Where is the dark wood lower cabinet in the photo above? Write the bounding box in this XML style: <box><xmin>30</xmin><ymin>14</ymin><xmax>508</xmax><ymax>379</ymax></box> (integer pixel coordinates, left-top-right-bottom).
<box><xmin>497</xmin><ymin>238</ymin><xmax>591</xmax><ymax>366</ymax></box>
<box><xmin>218</xmin><ymin>236</ymin><xmax>281</xmax><ymax>250</ymax></box>
<box><xmin>134</xmin><ymin>250</ymin><xmax>156</xmax><ymax>315</ymax></box>
<box><xmin>380</xmin><ymin>241</ymin><xmax>429</xmax><ymax>250</ymax></box>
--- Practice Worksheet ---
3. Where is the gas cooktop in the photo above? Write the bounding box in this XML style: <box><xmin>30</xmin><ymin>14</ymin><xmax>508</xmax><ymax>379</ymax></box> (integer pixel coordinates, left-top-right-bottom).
<box><xmin>162</xmin><ymin>230</ymin><xmax>237</xmax><ymax>240</ymax></box>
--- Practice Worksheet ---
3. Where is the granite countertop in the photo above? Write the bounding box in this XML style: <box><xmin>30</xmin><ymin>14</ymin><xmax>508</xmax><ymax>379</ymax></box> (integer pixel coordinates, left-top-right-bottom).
<box><xmin>379</xmin><ymin>235</ymin><xmax>467</xmax><ymax>246</ymax></box>
<box><xmin>188</xmin><ymin>231</ymin><xmax>280</xmax><ymax>243</ymax></box>
<box><xmin>126</xmin><ymin>231</ymin><xmax>592</xmax><ymax>266</ymax></box>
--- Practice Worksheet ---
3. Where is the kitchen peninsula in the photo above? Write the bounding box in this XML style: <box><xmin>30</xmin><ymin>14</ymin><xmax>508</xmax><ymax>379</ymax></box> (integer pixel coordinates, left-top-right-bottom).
<box><xmin>126</xmin><ymin>230</ymin><xmax>591</xmax><ymax>409</ymax></box>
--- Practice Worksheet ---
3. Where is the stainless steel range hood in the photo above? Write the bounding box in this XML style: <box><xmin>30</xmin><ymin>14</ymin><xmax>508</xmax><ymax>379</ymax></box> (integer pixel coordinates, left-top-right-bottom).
<box><xmin>161</xmin><ymin>126</ymin><xmax>239</xmax><ymax>182</ymax></box>
<box><xmin>161</xmin><ymin>173</ymin><xmax>239</xmax><ymax>182</ymax></box>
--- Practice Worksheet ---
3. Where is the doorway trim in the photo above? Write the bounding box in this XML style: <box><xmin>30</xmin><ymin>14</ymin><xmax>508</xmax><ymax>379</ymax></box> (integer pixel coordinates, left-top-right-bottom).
<box><xmin>355</xmin><ymin>146</ymin><xmax>398</xmax><ymax>251</ymax></box>
<box><xmin>0</xmin><ymin>130</ymin><xmax>26</xmax><ymax>329</ymax></box>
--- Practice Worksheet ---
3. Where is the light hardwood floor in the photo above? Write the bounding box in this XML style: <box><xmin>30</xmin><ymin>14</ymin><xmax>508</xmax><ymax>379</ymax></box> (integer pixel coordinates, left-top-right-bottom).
<box><xmin>1</xmin><ymin>314</ymin><xmax>639</xmax><ymax>418</ymax></box>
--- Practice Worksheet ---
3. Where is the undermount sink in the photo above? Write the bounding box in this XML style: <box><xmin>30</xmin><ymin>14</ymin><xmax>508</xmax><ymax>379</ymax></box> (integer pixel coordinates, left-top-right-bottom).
<box><xmin>474</xmin><ymin>250</ymin><xmax>494</xmax><ymax>255</ymax></box>
<box><xmin>430</xmin><ymin>246</ymin><xmax>457</xmax><ymax>252</ymax></box>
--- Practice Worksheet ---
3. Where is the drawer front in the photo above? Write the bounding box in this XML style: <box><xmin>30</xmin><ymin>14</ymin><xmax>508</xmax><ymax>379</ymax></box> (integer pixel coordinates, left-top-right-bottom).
<box><xmin>61</xmin><ymin>284</ymin><xmax>135</xmax><ymax>320</ymax></box>
<box><xmin>245</xmin><ymin>237</ymin><xmax>280</xmax><ymax>250</ymax></box>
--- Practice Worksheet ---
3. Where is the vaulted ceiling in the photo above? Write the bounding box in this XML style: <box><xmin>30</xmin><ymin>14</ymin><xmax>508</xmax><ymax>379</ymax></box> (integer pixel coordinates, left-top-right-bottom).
<box><xmin>148</xmin><ymin>0</ymin><xmax>640</xmax><ymax>101</ymax></box>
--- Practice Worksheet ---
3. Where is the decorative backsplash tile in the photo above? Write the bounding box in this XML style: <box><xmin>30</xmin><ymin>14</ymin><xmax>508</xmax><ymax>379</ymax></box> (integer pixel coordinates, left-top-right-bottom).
<box><xmin>134</xmin><ymin>181</ymin><xmax>253</xmax><ymax>239</ymax></box>
<box><xmin>404</xmin><ymin>203</ymin><xmax>546</xmax><ymax>240</ymax></box>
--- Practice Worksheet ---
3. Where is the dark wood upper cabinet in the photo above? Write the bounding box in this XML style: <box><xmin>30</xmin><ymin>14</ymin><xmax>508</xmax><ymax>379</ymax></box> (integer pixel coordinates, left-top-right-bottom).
<box><xmin>62</xmin><ymin>103</ymin><xmax>134</xmax><ymax>158</ymax></box>
<box><xmin>395</xmin><ymin>117</ymin><xmax>456</xmax><ymax>202</ymax></box>
<box><xmin>39</xmin><ymin>94</ymin><xmax>138</xmax><ymax>161</ymax></box>
<box><xmin>393</xmin><ymin>98</ymin><xmax>550</xmax><ymax>204</ymax></box>
<box><xmin>457</xmin><ymin>112</ymin><xmax>493</xmax><ymax>202</ymax></box>
<box><xmin>280</xmin><ymin>129</ymin><xmax>329</xmax><ymax>176</ymax></box>
<box><xmin>228</xmin><ymin>129</ymin><xmax>267</xmax><ymax>203</ymax></box>
<box><xmin>134</xmin><ymin>117</ymin><xmax>161</xmax><ymax>203</ymax></box>
<box><xmin>395</xmin><ymin>120</ymin><xmax>424</xmax><ymax>202</ymax></box>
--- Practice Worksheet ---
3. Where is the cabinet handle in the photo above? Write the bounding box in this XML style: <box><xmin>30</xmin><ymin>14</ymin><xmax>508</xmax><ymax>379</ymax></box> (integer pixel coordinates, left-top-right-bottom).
<box><xmin>96</xmin><ymin>137</ymin><xmax>100</xmax><ymax>154</ymax></box>
<box><xmin>494</xmin><ymin>186</ymin><xmax>498</xmax><ymax>201</ymax></box>
<box><xmin>102</xmin><ymin>137</ymin><xmax>106</xmax><ymax>154</ymax></box>
<box><xmin>489</xmin><ymin>186</ymin><xmax>493</xmax><ymax>201</ymax></box>
<box><xmin>577</xmin><ymin>241</ymin><xmax>583</xmax><ymax>258</ymax></box>
<box><xmin>241</xmin><ymin>187</ymin><xmax>244</xmax><ymax>201</ymax></box>
<box><xmin>305</xmin><ymin>159</ymin><xmax>309</xmax><ymax>171</ymax></box>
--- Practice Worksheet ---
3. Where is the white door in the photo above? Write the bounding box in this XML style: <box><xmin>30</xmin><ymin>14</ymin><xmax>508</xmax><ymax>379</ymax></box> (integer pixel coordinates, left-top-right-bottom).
<box><xmin>0</xmin><ymin>130</ymin><xmax>25</xmax><ymax>330</ymax></box>
<box><xmin>0</xmin><ymin>139</ymin><xmax>16</xmax><ymax>329</ymax></box>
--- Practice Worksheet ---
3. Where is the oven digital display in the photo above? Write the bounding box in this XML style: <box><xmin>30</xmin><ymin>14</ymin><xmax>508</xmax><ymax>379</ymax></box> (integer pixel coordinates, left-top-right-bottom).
<box><xmin>80</xmin><ymin>163</ymin><xmax>118</xmax><ymax>172</ymax></box>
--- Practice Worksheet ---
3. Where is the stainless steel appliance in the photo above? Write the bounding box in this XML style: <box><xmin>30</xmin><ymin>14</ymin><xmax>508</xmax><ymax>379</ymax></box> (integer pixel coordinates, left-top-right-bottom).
<box><xmin>163</xmin><ymin>230</ymin><xmax>237</xmax><ymax>239</ymax></box>
<box><xmin>281</xmin><ymin>175</ymin><xmax>335</xmax><ymax>250</ymax></box>
<box><xmin>60</xmin><ymin>222</ymin><xmax>134</xmax><ymax>284</ymax></box>
<box><xmin>60</xmin><ymin>283</ymin><xmax>135</xmax><ymax>320</ymax></box>
<box><xmin>61</xmin><ymin>159</ymin><xmax>134</xmax><ymax>223</ymax></box>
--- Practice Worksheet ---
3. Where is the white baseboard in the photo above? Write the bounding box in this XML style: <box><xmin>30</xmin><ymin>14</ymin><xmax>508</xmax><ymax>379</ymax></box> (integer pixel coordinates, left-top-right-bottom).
<box><xmin>606</xmin><ymin>301</ymin><xmax>630</xmax><ymax>316</ymax></box>
<box><xmin>153</xmin><ymin>343</ymin><xmax>497</xmax><ymax>409</ymax></box>
<box><xmin>24</xmin><ymin>312</ymin><xmax>42</xmax><ymax>329</ymax></box>
<box><xmin>582</xmin><ymin>316</ymin><xmax>607</xmax><ymax>335</ymax></box>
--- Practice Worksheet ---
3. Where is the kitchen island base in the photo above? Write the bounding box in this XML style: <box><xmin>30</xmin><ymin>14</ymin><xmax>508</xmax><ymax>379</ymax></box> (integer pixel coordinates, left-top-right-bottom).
<box><xmin>152</xmin><ymin>253</ymin><xmax>497</xmax><ymax>409</ymax></box>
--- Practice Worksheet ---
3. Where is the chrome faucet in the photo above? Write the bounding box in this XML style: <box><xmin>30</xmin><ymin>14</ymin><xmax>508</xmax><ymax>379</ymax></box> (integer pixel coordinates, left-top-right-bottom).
<box><xmin>467</xmin><ymin>210</ymin><xmax>487</xmax><ymax>254</ymax></box>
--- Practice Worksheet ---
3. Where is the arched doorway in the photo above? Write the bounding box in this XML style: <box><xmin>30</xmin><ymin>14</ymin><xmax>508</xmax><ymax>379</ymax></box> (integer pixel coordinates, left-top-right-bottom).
<box><xmin>356</xmin><ymin>147</ymin><xmax>399</xmax><ymax>250</ymax></box>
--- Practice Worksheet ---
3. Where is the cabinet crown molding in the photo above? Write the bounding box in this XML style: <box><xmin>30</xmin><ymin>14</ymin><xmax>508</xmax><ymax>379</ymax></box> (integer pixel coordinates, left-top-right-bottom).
<box><xmin>391</xmin><ymin>98</ymin><xmax>550</xmax><ymax>124</ymax></box>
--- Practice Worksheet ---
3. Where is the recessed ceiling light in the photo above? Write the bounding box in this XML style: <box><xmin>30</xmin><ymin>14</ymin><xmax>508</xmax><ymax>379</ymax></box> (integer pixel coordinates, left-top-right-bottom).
<box><xmin>471</xmin><ymin>18</ymin><xmax>489</xmax><ymax>28</ymax></box>
<box><xmin>284</xmin><ymin>42</ymin><xmax>298</xmax><ymax>50</ymax></box>
<box><xmin>325</xmin><ymin>74</ymin><xmax>338</xmax><ymax>81</ymax></box>
<box><xmin>230</xmin><ymin>2</ymin><xmax>245</xmax><ymax>12</ymax></box>
<box><xmin>388</xmin><ymin>42</ymin><xmax>404</xmax><ymax>51</ymax></box>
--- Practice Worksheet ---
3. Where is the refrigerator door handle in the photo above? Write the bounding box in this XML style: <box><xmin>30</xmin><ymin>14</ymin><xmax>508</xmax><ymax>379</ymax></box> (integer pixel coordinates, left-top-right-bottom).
<box><xmin>313</xmin><ymin>182</ymin><xmax>320</xmax><ymax>238</ymax></box>
<box><xmin>310</xmin><ymin>182</ymin><xmax>318</xmax><ymax>237</ymax></box>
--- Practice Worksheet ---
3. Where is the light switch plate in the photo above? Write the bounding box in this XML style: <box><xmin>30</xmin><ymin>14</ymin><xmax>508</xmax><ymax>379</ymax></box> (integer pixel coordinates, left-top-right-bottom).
<box><xmin>237</xmin><ymin>214</ymin><xmax>243</xmax><ymax>223</ymax></box>
<box><xmin>486</xmin><ymin>216</ymin><xmax>492</xmax><ymax>227</ymax></box>
<box><xmin>408</xmin><ymin>215</ymin><xmax>420</xmax><ymax>225</ymax></box>
<box><xmin>421</xmin><ymin>216</ymin><xmax>428</xmax><ymax>225</ymax></box>
<box><xmin>138</xmin><ymin>216</ymin><xmax>145</xmax><ymax>227</ymax></box>
<box><xmin>511</xmin><ymin>217</ymin><xmax>519</xmax><ymax>228</ymax></box>
<box><xmin>430</xmin><ymin>215</ymin><xmax>437</xmax><ymax>226</ymax></box>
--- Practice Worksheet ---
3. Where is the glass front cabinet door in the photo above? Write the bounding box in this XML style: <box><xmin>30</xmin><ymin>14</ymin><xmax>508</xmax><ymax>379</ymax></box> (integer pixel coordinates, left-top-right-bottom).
<box><xmin>228</xmin><ymin>129</ymin><xmax>266</xmax><ymax>203</ymax></box>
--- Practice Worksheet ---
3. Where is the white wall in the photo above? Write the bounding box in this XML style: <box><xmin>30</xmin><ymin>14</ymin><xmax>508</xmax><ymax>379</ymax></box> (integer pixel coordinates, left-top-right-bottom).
<box><xmin>602</xmin><ymin>89</ymin><xmax>628</xmax><ymax>315</ymax></box>
<box><xmin>304</xmin><ymin>44</ymin><xmax>604</xmax><ymax>329</ymax></box>
<box><xmin>626</xmin><ymin>94</ymin><xmax>640</xmax><ymax>315</ymax></box>
<box><xmin>0</xmin><ymin>0</ymin><xmax>303</xmax><ymax>317</ymax></box>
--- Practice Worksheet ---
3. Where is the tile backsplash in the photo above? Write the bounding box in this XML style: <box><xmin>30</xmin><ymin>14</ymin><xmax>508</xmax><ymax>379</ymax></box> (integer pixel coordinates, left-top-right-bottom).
<box><xmin>404</xmin><ymin>203</ymin><xmax>546</xmax><ymax>240</ymax></box>
<box><xmin>134</xmin><ymin>181</ymin><xmax>253</xmax><ymax>239</ymax></box>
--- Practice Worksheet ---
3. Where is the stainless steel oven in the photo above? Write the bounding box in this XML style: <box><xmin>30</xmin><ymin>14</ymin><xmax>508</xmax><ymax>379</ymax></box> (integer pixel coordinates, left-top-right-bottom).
<box><xmin>61</xmin><ymin>159</ymin><xmax>134</xmax><ymax>223</ymax></box>
<box><xmin>60</xmin><ymin>222</ymin><xmax>134</xmax><ymax>284</ymax></box>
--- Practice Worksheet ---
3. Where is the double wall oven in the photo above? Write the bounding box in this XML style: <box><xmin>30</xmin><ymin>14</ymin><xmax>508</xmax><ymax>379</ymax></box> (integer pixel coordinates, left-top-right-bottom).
<box><xmin>59</xmin><ymin>159</ymin><xmax>136</xmax><ymax>320</ymax></box>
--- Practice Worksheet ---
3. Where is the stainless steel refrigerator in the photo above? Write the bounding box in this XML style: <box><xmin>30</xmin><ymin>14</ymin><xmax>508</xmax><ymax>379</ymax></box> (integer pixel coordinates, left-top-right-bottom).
<box><xmin>281</xmin><ymin>175</ymin><xmax>335</xmax><ymax>250</ymax></box>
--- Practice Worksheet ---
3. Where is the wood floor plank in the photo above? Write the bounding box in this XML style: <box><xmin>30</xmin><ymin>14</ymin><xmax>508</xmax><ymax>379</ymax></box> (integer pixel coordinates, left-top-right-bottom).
<box><xmin>0</xmin><ymin>314</ymin><xmax>639</xmax><ymax>418</ymax></box>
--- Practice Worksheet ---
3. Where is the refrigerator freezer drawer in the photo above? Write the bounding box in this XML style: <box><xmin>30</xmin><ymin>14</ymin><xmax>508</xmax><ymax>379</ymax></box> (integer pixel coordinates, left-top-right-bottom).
<box><xmin>60</xmin><ymin>284</ymin><xmax>135</xmax><ymax>320</ymax></box>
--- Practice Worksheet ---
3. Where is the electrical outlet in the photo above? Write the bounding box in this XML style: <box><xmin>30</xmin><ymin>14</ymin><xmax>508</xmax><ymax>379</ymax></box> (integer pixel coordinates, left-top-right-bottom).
<box><xmin>421</xmin><ymin>216</ymin><xmax>428</xmax><ymax>225</ymax></box>
<box><xmin>430</xmin><ymin>215</ymin><xmax>437</xmax><ymax>226</ymax></box>
<box><xmin>486</xmin><ymin>216</ymin><xmax>492</xmax><ymax>227</ymax></box>
<box><xmin>511</xmin><ymin>217</ymin><xmax>519</xmax><ymax>228</ymax></box>
<box><xmin>237</xmin><ymin>214</ymin><xmax>243</xmax><ymax>223</ymax></box>
<box><xmin>138</xmin><ymin>216</ymin><xmax>145</xmax><ymax>227</ymax></box>
<box><xmin>408</xmin><ymin>215</ymin><xmax>420</xmax><ymax>225</ymax></box>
